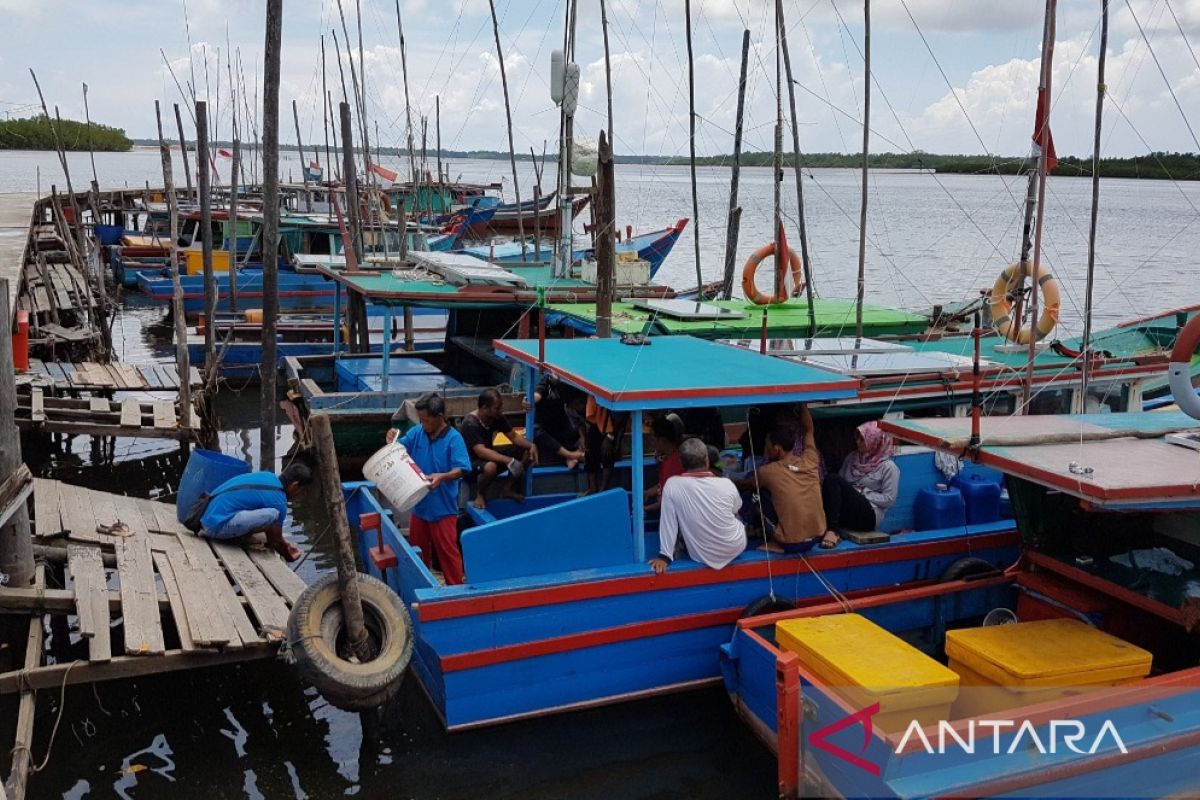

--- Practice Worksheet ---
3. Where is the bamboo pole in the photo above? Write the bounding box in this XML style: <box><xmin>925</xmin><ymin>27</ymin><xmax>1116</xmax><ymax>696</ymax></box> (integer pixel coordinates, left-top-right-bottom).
<box><xmin>394</xmin><ymin>0</ymin><xmax>418</xmax><ymax>184</ymax></box>
<box><xmin>196</xmin><ymin>101</ymin><xmax>216</xmax><ymax>372</ymax></box>
<box><xmin>436</xmin><ymin>95</ymin><xmax>443</xmax><ymax>206</ymax></box>
<box><xmin>595</xmin><ymin>132</ymin><xmax>616</xmax><ymax>339</ymax></box>
<box><xmin>261</xmin><ymin>0</ymin><xmax>283</xmax><ymax>470</ymax></box>
<box><xmin>322</xmin><ymin>35</ymin><xmax>332</xmax><ymax>185</ymax></box>
<box><xmin>600</xmin><ymin>0</ymin><xmax>614</xmax><ymax>145</ymax></box>
<box><xmin>155</xmin><ymin>101</ymin><xmax>193</xmax><ymax>433</ymax></box>
<box><xmin>1022</xmin><ymin>0</ymin><xmax>1058</xmax><ymax>412</ymax></box>
<box><xmin>722</xmin><ymin>30</ymin><xmax>751</xmax><ymax>301</ymax></box>
<box><xmin>340</xmin><ymin>103</ymin><xmax>369</xmax><ymax>354</ymax></box>
<box><xmin>229</xmin><ymin>138</ymin><xmax>241</xmax><ymax>313</ymax></box>
<box><xmin>855</xmin><ymin>0</ymin><xmax>871</xmax><ymax>338</ymax></box>
<box><xmin>1081</xmin><ymin>0</ymin><xmax>1109</xmax><ymax>401</ymax></box>
<box><xmin>174</xmin><ymin>104</ymin><xmax>195</xmax><ymax>203</ymax></box>
<box><xmin>0</xmin><ymin>280</ymin><xmax>33</xmax><ymax>590</ymax></box>
<box><xmin>328</xmin><ymin>90</ymin><xmax>341</xmax><ymax>182</ymax></box>
<box><xmin>684</xmin><ymin>0</ymin><xmax>703</xmax><ymax>290</ymax></box>
<box><xmin>489</xmin><ymin>0</ymin><xmax>528</xmax><ymax>259</ymax></box>
<box><xmin>293</xmin><ymin>99</ymin><xmax>313</xmax><ymax>212</ymax></box>
<box><xmin>773</xmin><ymin>0</ymin><xmax>785</xmax><ymax>302</ymax></box>
<box><xmin>779</xmin><ymin>2</ymin><xmax>818</xmax><ymax>336</ymax></box>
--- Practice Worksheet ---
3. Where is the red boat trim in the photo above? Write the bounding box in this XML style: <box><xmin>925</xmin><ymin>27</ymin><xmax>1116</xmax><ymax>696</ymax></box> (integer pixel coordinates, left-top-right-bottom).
<box><xmin>418</xmin><ymin>531</ymin><xmax>1019</xmax><ymax>622</ymax></box>
<box><xmin>440</xmin><ymin>607</ymin><xmax>740</xmax><ymax>672</ymax></box>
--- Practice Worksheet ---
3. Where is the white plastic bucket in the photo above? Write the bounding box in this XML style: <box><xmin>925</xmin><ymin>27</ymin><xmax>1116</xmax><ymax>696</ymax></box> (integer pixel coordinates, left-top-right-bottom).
<box><xmin>363</xmin><ymin>441</ymin><xmax>431</xmax><ymax>513</ymax></box>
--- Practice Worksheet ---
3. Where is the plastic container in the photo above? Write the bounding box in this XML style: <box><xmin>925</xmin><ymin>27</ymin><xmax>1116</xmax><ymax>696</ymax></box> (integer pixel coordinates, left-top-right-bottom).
<box><xmin>947</xmin><ymin>618</ymin><xmax>1152</xmax><ymax>717</ymax></box>
<box><xmin>244</xmin><ymin>308</ymin><xmax>264</xmax><ymax>324</ymax></box>
<box><xmin>363</xmin><ymin>442</ymin><xmax>431</xmax><ymax>513</ymax></box>
<box><xmin>176</xmin><ymin>449</ymin><xmax>251</xmax><ymax>524</ymax></box>
<box><xmin>93</xmin><ymin>224</ymin><xmax>126</xmax><ymax>246</ymax></box>
<box><xmin>776</xmin><ymin>613</ymin><xmax>960</xmax><ymax>732</ymax></box>
<box><xmin>951</xmin><ymin>472</ymin><xmax>1002</xmax><ymax>524</ymax></box>
<box><xmin>913</xmin><ymin>484</ymin><xmax>966</xmax><ymax>531</ymax></box>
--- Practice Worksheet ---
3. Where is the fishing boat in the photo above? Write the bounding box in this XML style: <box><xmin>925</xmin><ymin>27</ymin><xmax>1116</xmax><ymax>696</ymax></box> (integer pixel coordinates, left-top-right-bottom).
<box><xmin>463</xmin><ymin>190</ymin><xmax>590</xmax><ymax>238</ymax></box>
<box><xmin>458</xmin><ymin>218</ymin><xmax>689</xmax><ymax>279</ymax></box>
<box><xmin>345</xmin><ymin>336</ymin><xmax>1020</xmax><ymax>730</ymax></box>
<box><xmin>721</xmin><ymin>399</ymin><xmax>1200</xmax><ymax>798</ymax></box>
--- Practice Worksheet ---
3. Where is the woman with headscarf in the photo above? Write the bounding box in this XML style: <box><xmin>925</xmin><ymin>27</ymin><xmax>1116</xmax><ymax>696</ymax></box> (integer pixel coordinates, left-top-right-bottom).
<box><xmin>821</xmin><ymin>421</ymin><xmax>900</xmax><ymax>545</ymax></box>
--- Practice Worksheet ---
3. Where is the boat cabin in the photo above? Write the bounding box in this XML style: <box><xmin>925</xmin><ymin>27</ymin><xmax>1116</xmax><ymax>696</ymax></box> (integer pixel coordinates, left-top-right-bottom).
<box><xmin>723</xmin><ymin>410</ymin><xmax>1200</xmax><ymax>798</ymax></box>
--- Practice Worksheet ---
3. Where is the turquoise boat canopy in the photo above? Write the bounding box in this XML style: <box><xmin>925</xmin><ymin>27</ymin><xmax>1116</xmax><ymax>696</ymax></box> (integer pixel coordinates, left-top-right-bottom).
<box><xmin>494</xmin><ymin>336</ymin><xmax>860</xmax><ymax>411</ymax></box>
<box><xmin>882</xmin><ymin>411</ymin><xmax>1200</xmax><ymax>510</ymax></box>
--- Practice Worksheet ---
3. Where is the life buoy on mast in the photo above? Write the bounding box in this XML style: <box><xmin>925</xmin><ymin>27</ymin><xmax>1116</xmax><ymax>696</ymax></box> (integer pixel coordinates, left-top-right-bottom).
<box><xmin>988</xmin><ymin>261</ymin><xmax>1061</xmax><ymax>344</ymax></box>
<box><xmin>742</xmin><ymin>243</ymin><xmax>805</xmax><ymax>305</ymax></box>
<box><xmin>1169</xmin><ymin>314</ymin><xmax>1200</xmax><ymax>419</ymax></box>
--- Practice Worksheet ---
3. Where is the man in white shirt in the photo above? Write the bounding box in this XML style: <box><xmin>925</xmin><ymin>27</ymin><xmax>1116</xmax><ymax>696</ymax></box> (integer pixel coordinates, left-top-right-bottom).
<box><xmin>650</xmin><ymin>438</ymin><xmax>747</xmax><ymax>573</ymax></box>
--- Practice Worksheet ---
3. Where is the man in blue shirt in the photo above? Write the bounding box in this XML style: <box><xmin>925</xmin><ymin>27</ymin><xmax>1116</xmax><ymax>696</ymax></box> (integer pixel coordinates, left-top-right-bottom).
<box><xmin>385</xmin><ymin>393</ymin><xmax>471</xmax><ymax>584</ymax></box>
<box><xmin>199</xmin><ymin>463</ymin><xmax>313</xmax><ymax>562</ymax></box>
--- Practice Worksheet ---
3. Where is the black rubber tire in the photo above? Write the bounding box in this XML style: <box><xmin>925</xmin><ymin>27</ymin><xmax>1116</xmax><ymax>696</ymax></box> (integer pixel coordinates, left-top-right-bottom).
<box><xmin>288</xmin><ymin>572</ymin><xmax>414</xmax><ymax>711</ymax></box>
<box><xmin>939</xmin><ymin>556</ymin><xmax>1001</xmax><ymax>583</ymax></box>
<box><xmin>740</xmin><ymin>595</ymin><xmax>797</xmax><ymax>619</ymax></box>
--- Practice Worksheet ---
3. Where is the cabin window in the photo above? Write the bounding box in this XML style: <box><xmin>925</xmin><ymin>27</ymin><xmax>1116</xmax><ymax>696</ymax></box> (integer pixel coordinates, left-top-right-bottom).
<box><xmin>1082</xmin><ymin>383</ymin><xmax>1128</xmax><ymax>413</ymax></box>
<box><xmin>180</xmin><ymin>218</ymin><xmax>199</xmax><ymax>244</ymax></box>
<box><xmin>307</xmin><ymin>232</ymin><xmax>333</xmax><ymax>255</ymax></box>
<box><xmin>1026</xmin><ymin>387</ymin><xmax>1072</xmax><ymax>415</ymax></box>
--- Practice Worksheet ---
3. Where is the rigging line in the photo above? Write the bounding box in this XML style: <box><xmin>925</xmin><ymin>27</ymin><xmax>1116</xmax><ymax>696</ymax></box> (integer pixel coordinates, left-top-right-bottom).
<box><xmin>1124</xmin><ymin>0</ymin><xmax>1200</xmax><ymax>153</ymax></box>
<box><xmin>1164</xmin><ymin>0</ymin><xmax>1200</xmax><ymax>76</ymax></box>
<box><xmin>416</xmin><ymin>0</ymin><xmax>469</xmax><ymax>101</ymax></box>
<box><xmin>1104</xmin><ymin>93</ymin><xmax>1200</xmax><ymax>218</ymax></box>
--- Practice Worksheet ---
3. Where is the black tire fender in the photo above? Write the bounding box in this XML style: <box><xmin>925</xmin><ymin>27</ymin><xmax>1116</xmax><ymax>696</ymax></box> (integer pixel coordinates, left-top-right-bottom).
<box><xmin>939</xmin><ymin>556</ymin><xmax>1001</xmax><ymax>583</ymax></box>
<box><xmin>287</xmin><ymin>572</ymin><xmax>414</xmax><ymax>711</ymax></box>
<box><xmin>740</xmin><ymin>595</ymin><xmax>797</xmax><ymax>619</ymax></box>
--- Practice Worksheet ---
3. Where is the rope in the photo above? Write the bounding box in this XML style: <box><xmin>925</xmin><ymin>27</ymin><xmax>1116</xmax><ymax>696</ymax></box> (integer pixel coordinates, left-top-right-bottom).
<box><xmin>9</xmin><ymin>660</ymin><xmax>82</xmax><ymax>776</ymax></box>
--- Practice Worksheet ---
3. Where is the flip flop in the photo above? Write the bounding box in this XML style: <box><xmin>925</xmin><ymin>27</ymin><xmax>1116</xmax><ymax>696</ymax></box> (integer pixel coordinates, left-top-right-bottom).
<box><xmin>819</xmin><ymin>531</ymin><xmax>840</xmax><ymax>549</ymax></box>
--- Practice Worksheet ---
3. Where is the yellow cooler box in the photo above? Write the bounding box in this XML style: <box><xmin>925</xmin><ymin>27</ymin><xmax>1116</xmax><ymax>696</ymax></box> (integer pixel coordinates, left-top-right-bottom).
<box><xmin>776</xmin><ymin>614</ymin><xmax>960</xmax><ymax>733</ymax></box>
<box><xmin>946</xmin><ymin>618</ymin><xmax>1152</xmax><ymax>717</ymax></box>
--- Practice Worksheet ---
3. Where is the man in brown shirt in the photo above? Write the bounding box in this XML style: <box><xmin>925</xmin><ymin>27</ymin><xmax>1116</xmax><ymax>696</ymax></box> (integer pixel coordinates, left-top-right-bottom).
<box><xmin>748</xmin><ymin>405</ymin><xmax>837</xmax><ymax>552</ymax></box>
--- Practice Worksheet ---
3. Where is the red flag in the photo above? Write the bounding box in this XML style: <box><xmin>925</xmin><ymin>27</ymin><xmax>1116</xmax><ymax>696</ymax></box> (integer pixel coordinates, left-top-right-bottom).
<box><xmin>369</xmin><ymin>162</ymin><xmax>398</xmax><ymax>183</ymax></box>
<box><xmin>217</xmin><ymin>148</ymin><xmax>233</xmax><ymax>159</ymax></box>
<box><xmin>1032</xmin><ymin>87</ymin><xmax>1057</xmax><ymax>172</ymax></box>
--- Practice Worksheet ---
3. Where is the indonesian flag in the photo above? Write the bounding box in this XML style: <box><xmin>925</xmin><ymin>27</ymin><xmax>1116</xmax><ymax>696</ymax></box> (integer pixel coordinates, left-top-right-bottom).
<box><xmin>217</xmin><ymin>148</ymin><xmax>233</xmax><ymax>159</ymax></box>
<box><xmin>1031</xmin><ymin>87</ymin><xmax>1058</xmax><ymax>172</ymax></box>
<box><xmin>369</xmin><ymin>162</ymin><xmax>398</xmax><ymax>183</ymax></box>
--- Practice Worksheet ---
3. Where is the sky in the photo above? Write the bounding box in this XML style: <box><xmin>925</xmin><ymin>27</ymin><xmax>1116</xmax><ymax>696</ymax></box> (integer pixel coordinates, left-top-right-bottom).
<box><xmin>2</xmin><ymin>0</ymin><xmax>1199</xmax><ymax>159</ymax></box>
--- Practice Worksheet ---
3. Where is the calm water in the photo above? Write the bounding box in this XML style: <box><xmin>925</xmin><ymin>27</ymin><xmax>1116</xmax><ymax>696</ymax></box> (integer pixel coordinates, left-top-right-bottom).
<box><xmin>1</xmin><ymin>149</ymin><xmax>1198</xmax><ymax>798</ymax></box>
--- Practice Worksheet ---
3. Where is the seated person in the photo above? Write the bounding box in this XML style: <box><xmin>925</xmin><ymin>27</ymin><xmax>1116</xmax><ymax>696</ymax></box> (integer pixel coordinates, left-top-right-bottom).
<box><xmin>527</xmin><ymin>373</ymin><xmax>585</xmax><ymax>468</ymax></box>
<box><xmin>749</xmin><ymin>405</ymin><xmax>833</xmax><ymax>552</ymax></box>
<box><xmin>584</xmin><ymin>396</ymin><xmax>626</xmax><ymax>495</ymax></box>
<box><xmin>199</xmin><ymin>463</ymin><xmax>312</xmax><ymax>562</ymax></box>
<box><xmin>650</xmin><ymin>438</ymin><xmax>746</xmax><ymax>574</ymax></box>
<box><xmin>461</xmin><ymin>388</ymin><xmax>539</xmax><ymax>509</ymax></box>
<box><xmin>823</xmin><ymin>421</ymin><xmax>899</xmax><ymax>539</ymax></box>
<box><xmin>644</xmin><ymin>416</ymin><xmax>685</xmax><ymax>514</ymax></box>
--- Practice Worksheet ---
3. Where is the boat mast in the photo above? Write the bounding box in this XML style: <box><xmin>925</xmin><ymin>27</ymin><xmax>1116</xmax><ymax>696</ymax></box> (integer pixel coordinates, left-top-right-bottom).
<box><xmin>685</xmin><ymin>0</ymin><xmax>704</xmax><ymax>290</ymax></box>
<box><xmin>1080</xmin><ymin>0</ymin><xmax>1109</xmax><ymax>401</ymax></box>
<box><xmin>394</xmin><ymin>0</ymin><xmax>418</xmax><ymax>186</ymax></box>
<box><xmin>721</xmin><ymin>29</ymin><xmax>751</xmax><ymax>300</ymax></box>
<box><xmin>554</xmin><ymin>0</ymin><xmax>579</xmax><ymax>278</ymax></box>
<box><xmin>855</xmin><ymin>0</ymin><xmax>871</xmax><ymax>339</ymax></box>
<box><xmin>488</xmin><ymin>0</ymin><xmax>527</xmax><ymax>259</ymax></box>
<box><xmin>1021</xmin><ymin>0</ymin><xmax>1058</xmax><ymax>413</ymax></box>
<box><xmin>772</xmin><ymin>0</ymin><xmax>785</xmax><ymax>302</ymax></box>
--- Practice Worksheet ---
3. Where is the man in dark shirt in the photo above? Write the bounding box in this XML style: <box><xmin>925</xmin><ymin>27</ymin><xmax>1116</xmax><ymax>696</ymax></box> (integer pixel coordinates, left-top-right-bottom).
<box><xmin>528</xmin><ymin>373</ymin><xmax>585</xmax><ymax>469</ymax></box>
<box><xmin>461</xmin><ymin>388</ymin><xmax>539</xmax><ymax>508</ymax></box>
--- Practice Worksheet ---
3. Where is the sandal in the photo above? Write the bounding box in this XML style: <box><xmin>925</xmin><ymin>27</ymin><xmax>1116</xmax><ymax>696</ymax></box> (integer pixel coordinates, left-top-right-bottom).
<box><xmin>819</xmin><ymin>530</ymin><xmax>840</xmax><ymax>549</ymax></box>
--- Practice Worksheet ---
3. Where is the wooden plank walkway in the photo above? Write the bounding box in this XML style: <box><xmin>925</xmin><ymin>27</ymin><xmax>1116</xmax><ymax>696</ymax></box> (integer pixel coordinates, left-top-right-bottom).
<box><xmin>16</xmin><ymin>359</ymin><xmax>202</xmax><ymax>392</ymax></box>
<box><xmin>11</xmin><ymin>478</ymin><xmax>306</xmax><ymax>673</ymax></box>
<box><xmin>13</xmin><ymin>394</ymin><xmax>199</xmax><ymax>441</ymax></box>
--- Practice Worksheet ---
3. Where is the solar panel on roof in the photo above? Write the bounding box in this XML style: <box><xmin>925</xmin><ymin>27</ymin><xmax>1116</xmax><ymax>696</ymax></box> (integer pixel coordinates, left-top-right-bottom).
<box><xmin>789</xmin><ymin>351</ymin><xmax>984</xmax><ymax>376</ymax></box>
<box><xmin>718</xmin><ymin>337</ymin><xmax>911</xmax><ymax>356</ymax></box>
<box><xmin>629</xmin><ymin>299</ymin><xmax>748</xmax><ymax>320</ymax></box>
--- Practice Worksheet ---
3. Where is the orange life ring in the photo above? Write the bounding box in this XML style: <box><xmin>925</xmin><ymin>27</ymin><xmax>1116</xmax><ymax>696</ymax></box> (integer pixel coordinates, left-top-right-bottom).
<box><xmin>742</xmin><ymin>243</ymin><xmax>804</xmax><ymax>305</ymax></box>
<box><xmin>988</xmin><ymin>261</ymin><xmax>1061</xmax><ymax>344</ymax></box>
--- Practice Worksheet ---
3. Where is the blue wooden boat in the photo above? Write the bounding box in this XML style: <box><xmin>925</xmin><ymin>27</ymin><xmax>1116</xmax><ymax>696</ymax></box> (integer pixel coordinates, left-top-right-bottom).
<box><xmin>722</xmin><ymin>408</ymin><xmax>1200</xmax><ymax>799</ymax></box>
<box><xmin>458</xmin><ymin>219</ymin><xmax>688</xmax><ymax>278</ymax></box>
<box><xmin>344</xmin><ymin>336</ymin><xmax>1020</xmax><ymax>730</ymax></box>
<box><xmin>136</xmin><ymin>268</ymin><xmax>335</xmax><ymax>314</ymax></box>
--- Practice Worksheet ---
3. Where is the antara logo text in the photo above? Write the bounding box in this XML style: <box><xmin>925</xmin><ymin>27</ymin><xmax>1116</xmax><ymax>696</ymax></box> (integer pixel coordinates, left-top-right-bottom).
<box><xmin>808</xmin><ymin>704</ymin><xmax>1128</xmax><ymax>776</ymax></box>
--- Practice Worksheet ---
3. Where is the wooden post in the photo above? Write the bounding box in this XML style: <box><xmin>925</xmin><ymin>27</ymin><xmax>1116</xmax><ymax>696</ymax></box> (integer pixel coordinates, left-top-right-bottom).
<box><xmin>600</xmin><ymin>0</ymin><xmax>614</xmax><ymax>144</ymax></box>
<box><xmin>228</xmin><ymin>138</ymin><xmax>241</xmax><ymax>313</ymax></box>
<box><xmin>722</xmin><ymin>30</ymin><xmax>751</xmax><ymax>300</ymax></box>
<box><xmin>293</xmin><ymin>99</ymin><xmax>313</xmax><ymax>212</ymax></box>
<box><xmin>340</xmin><ymin>103</ymin><xmax>369</xmax><ymax>354</ymax></box>
<box><xmin>0</xmin><ymin>281</ymin><xmax>33</xmax><ymax>590</ymax></box>
<box><xmin>321</xmin><ymin>34</ymin><xmax>333</xmax><ymax>185</ymax></box>
<box><xmin>6</xmin><ymin>565</ymin><xmax>44</xmax><ymax>800</ymax></box>
<box><xmin>595</xmin><ymin>132</ymin><xmax>615</xmax><ymax>339</ymax></box>
<box><xmin>779</xmin><ymin>3</ymin><xmax>818</xmax><ymax>336</ymax></box>
<box><xmin>435</xmin><ymin>94</ymin><xmax>443</xmax><ymax>202</ymax></box>
<box><xmin>855</xmin><ymin>0</ymin><xmax>871</xmax><ymax>338</ymax></box>
<box><xmin>261</xmin><ymin>0</ymin><xmax>283</xmax><ymax>471</ymax></box>
<box><xmin>308</xmin><ymin>413</ymin><xmax>372</xmax><ymax>662</ymax></box>
<box><xmin>196</xmin><ymin>101</ymin><xmax>216</xmax><ymax>374</ymax></box>
<box><xmin>394</xmin><ymin>0</ymin><xmax>418</xmax><ymax>184</ymax></box>
<box><xmin>1080</xmin><ymin>0</ymin><xmax>1109</xmax><ymax>400</ymax></box>
<box><xmin>684</xmin><ymin>0</ymin><xmax>703</xmax><ymax>290</ymax></box>
<box><xmin>174</xmin><ymin>103</ymin><xmax>195</xmax><ymax>202</ymax></box>
<box><xmin>155</xmin><ymin>102</ymin><xmax>193</xmax><ymax>433</ymax></box>
<box><xmin>488</xmin><ymin>0</ymin><xmax>528</xmax><ymax>259</ymax></box>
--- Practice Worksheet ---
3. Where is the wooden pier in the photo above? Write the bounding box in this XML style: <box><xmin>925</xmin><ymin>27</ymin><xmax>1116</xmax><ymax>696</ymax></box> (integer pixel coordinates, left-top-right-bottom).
<box><xmin>17</xmin><ymin>358</ymin><xmax>202</xmax><ymax>392</ymax></box>
<box><xmin>1</xmin><ymin>477</ymin><xmax>308</xmax><ymax>796</ymax></box>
